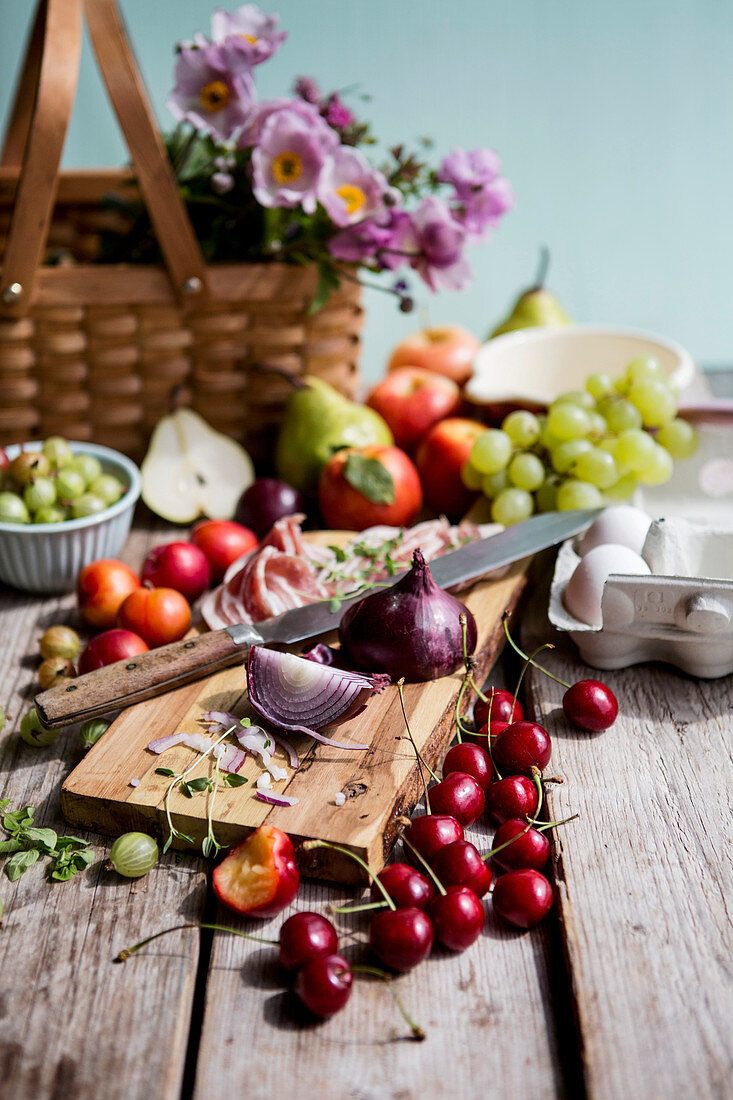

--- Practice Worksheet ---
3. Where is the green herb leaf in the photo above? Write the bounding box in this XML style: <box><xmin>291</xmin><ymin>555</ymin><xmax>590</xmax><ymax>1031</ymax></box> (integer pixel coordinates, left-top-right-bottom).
<box><xmin>307</xmin><ymin>262</ymin><xmax>340</xmax><ymax>315</ymax></box>
<box><xmin>3</xmin><ymin>807</ymin><xmax>34</xmax><ymax>836</ymax></box>
<box><xmin>343</xmin><ymin>454</ymin><xmax>395</xmax><ymax>504</ymax></box>
<box><xmin>22</xmin><ymin>827</ymin><xmax>57</xmax><ymax>854</ymax></box>
<box><xmin>186</xmin><ymin>777</ymin><xmax>212</xmax><ymax>793</ymax></box>
<box><xmin>55</xmin><ymin>836</ymin><xmax>89</xmax><ymax>851</ymax></box>
<box><xmin>0</xmin><ymin>839</ymin><xmax>23</xmax><ymax>855</ymax></box>
<box><xmin>162</xmin><ymin>835</ymin><xmax>173</xmax><ymax>855</ymax></box>
<box><xmin>329</xmin><ymin>598</ymin><xmax>341</xmax><ymax>613</ymax></box>
<box><xmin>5</xmin><ymin>848</ymin><xmax>40</xmax><ymax>881</ymax></box>
<box><xmin>177</xmin><ymin>832</ymin><xmax>195</xmax><ymax>846</ymax></box>
<box><xmin>155</xmin><ymin>767</ymin><xmax>177</xmax><ymax>778</ymax></box>
<box><xmin>0</xmin><ymin>799</ymin><xmax>10</xmax><ymax>812</ymax></box>
<box><xmin>223</xmin><ymin>774</ymin><xmax>248</xmax><ymax>788</ymax></box>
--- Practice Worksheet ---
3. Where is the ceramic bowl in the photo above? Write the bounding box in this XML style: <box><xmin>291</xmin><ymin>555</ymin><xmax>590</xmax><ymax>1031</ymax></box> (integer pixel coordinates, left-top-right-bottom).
<box><xmin>465</xmin><ymin>324</ymin><xmax>696</xmax><ymax>416</ymax></box>
<box><xmin>0</xmin><ymin>441</ymin><xmax>141</xmax><ymax>594</ymax></box>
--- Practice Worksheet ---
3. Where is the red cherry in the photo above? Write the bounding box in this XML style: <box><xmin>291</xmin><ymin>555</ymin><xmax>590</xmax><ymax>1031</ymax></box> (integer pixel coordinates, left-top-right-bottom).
<box><xmin>491</xmin><ymin>818</ymin><xmax>550</xmax><ymax>872</ymax></box>
<box><xmin>485</xmin><ymin>774</ymin><xmax>540</xmax><ymax>826</ymax></box>
<box><xmin>294</xmin><ymin>953</ymin><xmax>353</xmax><ymax>1017</ymax></box>
<box><xmin>563</xmin><ymin>679</ymin><xmax>618</xmax><ymax>732</ymax></box>
<box><xmin>492</xmin><ymin>869</ymin><xmax>554</xmax><ymax>929</ymax></box>
<box><xmin>442</xmin><ymin>742</ymin><xmax>492</xmax><ymax>791</ymax></box>
<box><xmin>371</xmin><ymin>863</ymin><xmax>434</xmax><ymax>909</ymax></box>
<box><xmin>403</xmin><ymin>814</ymin><xmax>464</xmax><ymax>862</ymax></box>
<box><xmin>428</xmin><ymin>772</ymin><xmax>485</xmax><ymax>827</ymax></box>
<box><xmin>278</xmin><ymin>912</ymin><xmax>338</xmax><ymax>971</ymax></box>
<box><xmin>428</xmin><ymin>885</ymin><xmax>485</xmax><ymax>951</ymax></box>
<box><xmin>368</xmin><ymin>907</ymin><xmax>434</xmax><ymax>972</ymax></box>
<box><xmin>473</xmin><ymin>688</ymin><xmax>523</xmax><ymax>729</ymax></box>
<box><xmin>430</xmin><ymin>840</ymin><xmax>492</xmax><ymax>898</ymax></box>
<box><xmin>466</xmin><ymin>718</ymin><xmax>509</xmax><ymax>753</ymax></box>
<box><xmin>492</xmin><ymin>721</ymin><xmax>552</xmax><ymax>776</ymax></box>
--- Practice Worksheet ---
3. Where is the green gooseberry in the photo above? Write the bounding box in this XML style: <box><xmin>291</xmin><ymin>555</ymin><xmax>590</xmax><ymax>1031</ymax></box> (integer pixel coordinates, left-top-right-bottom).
<box><xmin>0</xmin><ymin>491</ymin><xmax>30</xmax><ymax>524</ymax></box>
<box><xmin>89</xmin><ymin>474</ymin><xmax>125</xmax><ymax>506</ymax></box>
<box><xmin>71</xmin><ymin>493</ymin><xmax>107</xmax><ymax>519</ymax></box>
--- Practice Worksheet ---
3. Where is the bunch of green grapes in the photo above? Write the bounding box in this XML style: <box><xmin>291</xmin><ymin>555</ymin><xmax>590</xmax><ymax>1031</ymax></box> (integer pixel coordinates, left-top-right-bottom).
<box><xmin>461</xmin><ymin>356</ymin><xmax>699</xmax><ymax>525</ymax></box>
<box><xmin>0</xmin><ymin>436</ymin><xmax>126</xmax><ymax>525</ymax></box>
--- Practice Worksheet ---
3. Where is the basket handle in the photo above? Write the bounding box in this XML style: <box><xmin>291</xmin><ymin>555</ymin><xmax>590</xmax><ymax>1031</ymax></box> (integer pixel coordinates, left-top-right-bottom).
<box><xmin>0</xmin><ymin>0</ymin><xmax>209</xmax><ymax>317</ymax></box>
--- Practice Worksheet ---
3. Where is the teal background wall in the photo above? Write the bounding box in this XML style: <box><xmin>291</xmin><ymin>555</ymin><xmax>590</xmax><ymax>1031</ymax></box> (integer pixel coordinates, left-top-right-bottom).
<box><xmin>1</xmin><ymin>0</ymin><xmax>731</xmax><ymax>384</ymax></box>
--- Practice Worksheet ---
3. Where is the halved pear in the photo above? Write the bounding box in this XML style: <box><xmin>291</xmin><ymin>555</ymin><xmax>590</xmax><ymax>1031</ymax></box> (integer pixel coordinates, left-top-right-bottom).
<box><xmin>141</xmin><ymin>408</ymin><xmax>255</xmax><ymax>523</ymax></box>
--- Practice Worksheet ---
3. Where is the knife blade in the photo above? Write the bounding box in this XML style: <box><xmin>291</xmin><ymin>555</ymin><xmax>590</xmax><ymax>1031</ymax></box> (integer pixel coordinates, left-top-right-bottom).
<box><xmin>34</xmin><ymin>508</ymin><xmax>598</xmax><ymax>727</ymax></box>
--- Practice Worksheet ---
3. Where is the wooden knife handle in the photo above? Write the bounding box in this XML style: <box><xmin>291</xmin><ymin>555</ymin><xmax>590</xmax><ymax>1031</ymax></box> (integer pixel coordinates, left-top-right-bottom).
<box><xmin>34</xmin><ymin>629</ymin><xmax>247</xmax><ymax>728</ymax></box>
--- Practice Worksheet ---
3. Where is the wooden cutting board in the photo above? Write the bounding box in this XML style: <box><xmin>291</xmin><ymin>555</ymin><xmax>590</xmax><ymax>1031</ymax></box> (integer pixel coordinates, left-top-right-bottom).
<box><xmin>61</xmin><ymin>550</ymin><xmax>529</xmax><ymax>884</ymax></box>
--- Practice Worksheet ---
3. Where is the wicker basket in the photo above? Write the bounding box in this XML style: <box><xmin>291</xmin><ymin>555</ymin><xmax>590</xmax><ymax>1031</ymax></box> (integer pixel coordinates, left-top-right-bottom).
<box><xmin>0</xmin><ymin>0</ymin><xmax>363</xmax><ymax>464</ymax></box>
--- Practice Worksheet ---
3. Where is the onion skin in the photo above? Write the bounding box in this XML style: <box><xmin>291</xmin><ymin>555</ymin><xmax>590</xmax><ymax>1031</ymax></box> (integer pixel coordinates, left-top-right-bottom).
<box><xmin>339</xmin><ymin>548</ymin><xmax>477</xmax><ymax>682</ymax></box>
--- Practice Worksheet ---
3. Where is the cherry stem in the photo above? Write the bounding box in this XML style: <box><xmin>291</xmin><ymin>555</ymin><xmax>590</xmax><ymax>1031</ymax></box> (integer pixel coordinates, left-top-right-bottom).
<box><xmin>397</xmin><ymin>680</ymin><xmax>437</xmax><ymax>806</ymax></box>
<box><xmin>482</xmin><ymin>820</ymin><xmax>533</xmax><ymax>862</ymax></box>
<box><xmin>528</xmin><ymin>765</ymin><xmax>544</xmax><ymax>822</ymax></box>
<box><xmin>332</xmin><ymin>900</ymin><xmax>388</xmax><ymax>915</ymax></box>
<box><xmin>113</xmin><ymin>922</ymin><xmax>277</xmax><ymax>962</ymax></box>
<box><xmin>535</xmin><ymin>812</ymin><xmax>580</xmax><ymax>833</ymax></box>
<box><xmin>349</xmin><ymin>964</ymin><xmax>426</xmax><ymax>1040</ymax></box>
<box><xmin>303</xmin><ymin>840</ymin><xmax>396</xmax><ymax>911</ymax></box>
<box><xmin>502</xmin><ymin>613</ymin><xmax>570</xmax><ymax>690</ymax></box>
<box><xmin>399</xmin><ymin>832</ymin><xmax>446</xmax><ymax>897</ymax></box>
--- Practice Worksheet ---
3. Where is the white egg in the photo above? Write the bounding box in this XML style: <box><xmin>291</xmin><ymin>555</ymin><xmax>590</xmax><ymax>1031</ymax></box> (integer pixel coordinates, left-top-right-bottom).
<box><xmin>576</xmin><ymin>505</ymin><xmax>652</xmax><ymax>558</ymax></box>
<box><xmin>563</xmin><ymin>543</ymin><xmax>651</xmax><ymax>627</ymax></box>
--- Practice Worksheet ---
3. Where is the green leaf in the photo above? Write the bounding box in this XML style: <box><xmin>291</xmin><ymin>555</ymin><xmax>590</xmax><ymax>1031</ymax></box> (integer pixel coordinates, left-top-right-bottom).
<box><xmin>223</xmin><ymin>774</ymin><xmax>248</xmax><ymax>788</ymax></box>
<box><xmin>0</xmin><ymin>839</ymin><xmax>23</xmax><ymax>855</ymax></box>
<box><xmin>5</xmin><ymin>848</ymin><xmax>40</xmax><ymax>881</ymax></box>
<box><xmin>3</xmin><ymin>807</ymin><xmax>34</xmax><ymax>836</ymax></box>
<box><xmin>186</xmin><ymin>778</ymin><xmax>212</xmax><ymax>793</ymax></box>
<box><xmin>155</xmin><ymin>768</ymin><xmax>177</xmax><ymax>778</ymax></box>
<box><xmin>162</xmin><ymin>835</ymin><xmax>173</xmax><ymax>855</ymax></box>
<box><xmin>343</xmin><ymin>454</ymin><xmax>395</xmax><ymax>505</ymax></box>
<box><xmin>0</xmin><ymin>799</ymin><xmax>10</xmax><ymax>812</ymax></box>
<box><xmin>22</xmin><ymin>827</ymin><xmax>57</xmax><ymax>854</ymax></box>
<box><xmin>177</xmin><ymin>832</ymin><xmax>195</xmax><ymax>846</ymax></box>
<box><xmin>307</xmin><ymin>262</ymin><xmax>340</xmax><ymax>315</ymax></box>
<box><xmin>55</xmin><ymin>836</ymin><xmax>89</xmax><ymax>851</ymax></box>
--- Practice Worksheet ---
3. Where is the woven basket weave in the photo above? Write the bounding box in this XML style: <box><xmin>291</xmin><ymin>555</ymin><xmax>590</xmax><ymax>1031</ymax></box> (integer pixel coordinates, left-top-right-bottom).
<box><xmin>0</xmin><ymin>0</ymin><xmax>363</xmax><ymax>464</ymax></box>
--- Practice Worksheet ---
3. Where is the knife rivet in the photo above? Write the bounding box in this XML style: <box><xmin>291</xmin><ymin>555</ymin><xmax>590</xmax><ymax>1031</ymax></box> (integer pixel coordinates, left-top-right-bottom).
<box><xmin>125</xmin><ymin>663</ymin><xmax>137</xmax><ymax>670</ymax></box>
<box><xmin>66</xmin><ymin>684</ymin><xmax>77</xmax><ymax>691</ymax></box>
<box><xmin>184</xmin><ymin>641</ymin><xmax>195</xmax><ymax>649</ymax></box>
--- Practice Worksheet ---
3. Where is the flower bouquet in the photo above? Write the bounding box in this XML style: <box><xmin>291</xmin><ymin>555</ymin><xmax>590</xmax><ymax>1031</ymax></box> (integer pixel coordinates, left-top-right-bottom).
<box><xmin>105</xmin><ymin>3</ymin><xmax>513</xmax><ymax>311</ymax></box>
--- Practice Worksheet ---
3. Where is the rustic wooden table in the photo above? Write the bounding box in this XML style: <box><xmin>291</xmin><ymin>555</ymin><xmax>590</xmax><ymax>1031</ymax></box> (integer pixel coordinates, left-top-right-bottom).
<box><xmin>1</xmin><ymin>376</ymin><xmax>732</xmax><ymax>1100</ymax></box>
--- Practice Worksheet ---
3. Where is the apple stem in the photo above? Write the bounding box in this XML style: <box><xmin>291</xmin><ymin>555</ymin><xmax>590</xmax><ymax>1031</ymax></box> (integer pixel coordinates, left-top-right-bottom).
<box><xmin>399</xmin><ymin>832</ymin><xmax>447</xmax><ymax>897</ymax></box>
<box><xmin>396</xmin><ymin>680</ymin><xmax>438</xmax><ymax>805</ymax></box>
<box><xmin>302</xmin><ymin>840</ymin><xmax>396</xmax><ymax>910</ymax></box>
<box><xmin>349</xmin><ymin>964</ymin><xmax>426</xmax><ymax>1040</ymax></box>
<box><xmin>534</xmin><ymin>245</ymin><xmax>550</xmax><ymax>290</ymax></box>
<box><xmin>113</xmin><ymin>922</ymin><xmax>277</xmax><ymax>962</ymax></box>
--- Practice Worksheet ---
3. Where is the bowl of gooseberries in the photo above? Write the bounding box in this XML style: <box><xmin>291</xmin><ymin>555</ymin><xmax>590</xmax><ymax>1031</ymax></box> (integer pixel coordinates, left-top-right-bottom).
<box><xmin>461</xmin><ymin>327</ymin><xmax>699</xmax><ymax>525</ymax></box>
<box><xmin>0</xmin><ymin>438</ymin><xmax>141</xmax><ymax>593</ymax></box>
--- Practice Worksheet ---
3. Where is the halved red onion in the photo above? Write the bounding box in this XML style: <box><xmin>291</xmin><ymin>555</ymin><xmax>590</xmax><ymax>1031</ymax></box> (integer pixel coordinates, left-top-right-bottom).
<box><xmin>247</xmin><ymin>647</ymin><xmax>388</xmax><ymax>750</ymax></box>
<box><xmin>255</xmin><ymin>791</ymin><xmax>299</xmax><ymax>807</ymax></box>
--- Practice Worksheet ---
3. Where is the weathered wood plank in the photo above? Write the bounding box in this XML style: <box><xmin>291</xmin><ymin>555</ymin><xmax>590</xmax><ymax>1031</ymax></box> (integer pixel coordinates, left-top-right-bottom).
<box><xmin>523</xmin><ymin>574</ymin><xmax>733</xmax><ymax>1100</ymax></box>
<box><xmin>0</xmin><ymin>523</ymin><xmax>207</xmax><ymax>1100</ymax></box>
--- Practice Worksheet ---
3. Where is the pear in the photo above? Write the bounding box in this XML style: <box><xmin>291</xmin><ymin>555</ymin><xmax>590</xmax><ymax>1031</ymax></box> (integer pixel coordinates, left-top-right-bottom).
<box><xmin>490</xmin><ymin>247</ymin><xmax>572</xmax><ymax>338</ymax></box>
<box><xmin>275</xmin><ymin>376</ymin><xmax>393</xmax><ymax>495</ymax></box>
<box><xmin>141</xmin><ymin>408</ymin><xmax>255</xmax><ymax>523</ymax></box>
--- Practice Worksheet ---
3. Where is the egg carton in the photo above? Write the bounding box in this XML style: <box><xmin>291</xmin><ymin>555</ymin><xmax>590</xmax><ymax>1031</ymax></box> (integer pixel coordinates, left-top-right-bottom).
<box><xmin>549</xmin><ymin>518</ymin><xmax>733</xmax><ymax>678</ymax></box>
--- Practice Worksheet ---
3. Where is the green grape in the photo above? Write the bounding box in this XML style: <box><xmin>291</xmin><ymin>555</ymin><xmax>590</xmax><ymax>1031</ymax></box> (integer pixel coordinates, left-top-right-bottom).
<box><xmin>491</xmin><ymin>487</ymin><xmax>534</xmax><ymax>525</ymax></box>
<box><xmin>41</xmin><ymin>436</ymin><xmax>73</xmax><ymax>469</ymax></box>
<box><xmin>502</xmin><ymin>410</ymin><xmax>541</xmax><ymax>448</ymax></box>
<box><xmin>535</xmin><ymin>478</ymin><xmax>559</xmax><ymax>512</ymax></box>
<box><xmin>615</xmin><ymin>429</ymin><xmax>657</xmax><ymax>471</ymax></box>
<box><xmin>90</xmin><ymin>474</ymin><xmax>125</xmax><ymax>505</ymax></box>
<box><xmin>613</xmin><ymin>374</ymin><xmax>631</xmax><ymax>396</ymax></box>
<box><xmin>556</xmin><ymin>479</ymin><xmax>603</xmax><ymax>511</ymax></box>
<box><xmin>546</xmin><ymin>402</ymin><xmax>592</xmax><ymax>441</ymax></box>
<box><xmin>586</xmin><ymin>412</ymin><xmax>607</xmax><ymax>438</ymax></box>
<box><xmin>628</xmin><ymin>379</ymin><xmax>676</xmax><ymax>427</ymax></box>
<box><xmin>469</xmin><ymin>429</ymin><xmax>512</xmax><ymax>474</ymax></box>
<box><xmin>550</xmin><ymin>438</ymin><xmax>592</xmax><ymax>474</ymax></box>
<box><xmin>599</xmin><ymin>397</ymin><xmax>643</xmax><ymax>433</ymax></box>
<box><xmin>33</xmin><ymin>505</ymin><xmax>67</xmax><ymax>524</ymax></box>
<box><xmin>572</xmin><ymin>447</ymin><xmax>619</xmax><ymax>489</ymax></box>
<box><xmin>586</xmin><ymin>371</ymin><xmax>614</xmax><ymax>400</ymax></box>
<box><xmin>554</xmin><ymin>389</ymin><xmax>596</xmax><ymax>411</ymax></box>
<box><xmin>460</xmin><ymin>461</ymin><xmax>484</xmax><ymax>491</ymax></box>
<box><xmin>625</xmin><ymin>355</ymin><xmax>663</xmax><ymax>384</ymax></box>
<box><xmin>508</xmin><ymin>452</ymin><xmax>545</xmax><ymax>491</ymax></box>
<box><xmin>480</xmin><ymin>469</ymin><xmax>508</xmax><ymax>498</ymax></box>
<box><xmin>656</xmin><ymin>418</ymin><xmax>699</xmax><ymax>459</ymax></box>
<box><xmin>539</xmin><ymin>422</ymin><xmax>564</xmax><ymax>452</ymax></box>
<box><xmin>67</xmin><ymin>453</ymin><xmax>102</xmax><ymax>487</ymax></box>
<box><xmin>0</xmin><ymin>491</ymin><xmax>30</xmax><ymax>524</ymax></box>
<box><xmin>24</xmin><ymin>476</ymin><xmax>56</xmax><ymax>513</ymax></box>
<box><xmin>71</xmin><ymin>493</ymin><xmax>107</xmax><ymax>519</ymax></box>
<box><xmin>635</xmin><ymin>444</ymin><xmax>674</xmax><ymax>486</ymax></box>
<box><xmin>604</xmin><ymin>472</ymin><xmax>639</xmax><ymax>501</ymax></box>
<box><xmin>56</xmin><ymin>468</ymin><xmax>86</xmax><ymax>501</ymax></box>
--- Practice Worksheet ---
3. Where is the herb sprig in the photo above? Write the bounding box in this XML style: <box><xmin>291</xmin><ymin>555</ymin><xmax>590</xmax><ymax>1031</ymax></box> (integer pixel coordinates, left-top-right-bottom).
<box><xmin>0</xmin><ymin>799</ymin><xmax>95</xmax><ymax>883</ymax></box>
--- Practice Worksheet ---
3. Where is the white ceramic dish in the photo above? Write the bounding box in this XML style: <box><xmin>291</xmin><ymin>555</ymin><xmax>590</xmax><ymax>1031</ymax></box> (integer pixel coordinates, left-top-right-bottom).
<box><xmin>465</xmin><ymin>324</ymin><xmax>696</xmax><ymax>410</ymax></box>
<box><xmin>0</xmin><ymin>441</ymin><xmax>141</xmax><ymax>594</ymax></box>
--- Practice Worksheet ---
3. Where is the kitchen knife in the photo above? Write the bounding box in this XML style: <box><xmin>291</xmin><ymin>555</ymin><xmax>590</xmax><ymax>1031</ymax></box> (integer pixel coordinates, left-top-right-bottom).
<box><xmin>34</xmin><ymin>508</ymin><xmax>599</xmax><ymax>727</ymax></box>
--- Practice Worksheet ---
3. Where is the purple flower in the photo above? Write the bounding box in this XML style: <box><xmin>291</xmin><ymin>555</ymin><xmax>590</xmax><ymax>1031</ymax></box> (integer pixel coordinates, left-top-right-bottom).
<box><xmin>459</xmin><ymin>176</ymin><xmax>514</xmax><ymax>240</ymax></box>
<box><xmin>322</xmin><ymin>93</ymin><xmax>354</xmax><ymax>130</ymax></box>
<box><xmin>168</xmin><ymin>42</ymin><xmax>257</xmax><ymax>140</ymax></box>
<box><xmin>437</xmin><ymin>147</ymin><xmax>502</xmax><ymax>193</ymax></box>
<box><xmin>240</xmin><ymin>96</ymin><xmax>337</xmax><ymax>149</ymax></box>
<box><xmin>210</xmin><ymin>5</ymin><xmax>287</xmax><ymax>65</ymax></box>
<box><xmin>252</xmin><ymin>105</ymin><xmax>335</xmax><ymax>212</ymax></box>
<box><xmin>437</xmin><ymin>146</ymin><xmax>513</xmax><ymax>241</ymax></box>
<box><xmin>318</xmin><ymin>147</ymin><xmax>396</xmax><ymax>227</ymax></box>
<box><xmin>294</xmin><ymin>76</ymin><xmax>321</xmax><ymax>104</ymax></box>
<box><xmin>407</xmin><ymin>197</ymin><xmax>472</xmax><ymax>292</ymax></box>
<box><xmin>327</xmin><ymin>219</ymin><xmax>393</xmax><ymax>264</ymax></box>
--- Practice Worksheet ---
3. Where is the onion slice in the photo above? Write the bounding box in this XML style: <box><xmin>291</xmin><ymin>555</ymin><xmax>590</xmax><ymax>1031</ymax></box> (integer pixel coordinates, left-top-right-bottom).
<box><xmin>255</xmin><ymin>791</ymin><xmax>299</xmax><ymax>807</ymax></box>
<box><xmin>247</xmin><ymin>647</ymin><xmax>388</xmax><ymax>749</ymax></box>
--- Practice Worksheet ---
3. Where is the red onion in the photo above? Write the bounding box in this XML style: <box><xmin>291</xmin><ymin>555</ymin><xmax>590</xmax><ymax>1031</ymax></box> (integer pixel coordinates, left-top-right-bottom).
<box><xmin>255</xmin><ymin>791</ymin><xmax>300</xmax><ymax>807</ymax></box>
<box><xmin>338</xmin><ymin>548</ymin><xmax>477</xmax><ymax>682</ymax></box>
<box><xmin>247</xmin><ymin>647</ymin><xmax>388</xmax><ymax>749</ymax></box>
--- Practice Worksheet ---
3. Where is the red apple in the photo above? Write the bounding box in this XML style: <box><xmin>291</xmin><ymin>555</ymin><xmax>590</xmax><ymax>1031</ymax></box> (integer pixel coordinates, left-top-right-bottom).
<box><xmin>388</xmin><ymin>325</ymin><xmax>480</xmax><ymax>386</ymax></box>
<box><xmin>0</xmin><ymin>447</ymin><xmax>9</xmax><ymax>472</ymax></box>
<box><xmin>77</xmin><ymin>559</ymin><xmax>141</xmax><ymax>629</ymax></box>
<box><xmin>190</xmin><ymin>519</ymin><xmax>258</xmax><ymax>583</ymax></box>
<box><xmin>415</xmin><ymin>417</ymin><xmax>485</xmax><ymax>519</ymax></box>
<box><xmin>212</xmin><ymin>824</ymin><xmax>300</xmax><ymax>919</ymax></box>
<box><xmin>78</xmin><ymin>628</ymin><xmax>149</xmax><ymax>674</ymax></box>
<box><xmin>318</xmin><ymin>445</ymin><xmax>423</xmax><ymax>531</ymax></box>
<box><xmin>117</xmin><ymin>586</ymin><xmax>192</xmax><ymax>647</ymax></box>
<box><xmin>140</xmin><ymin>541</ymin><xmax>210</xmax><ymax>602</ymax></box>
<box><xmin>366</xmin><ymin>367</ymin><xmax>462</xmax><ymax>453</ymax></box>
